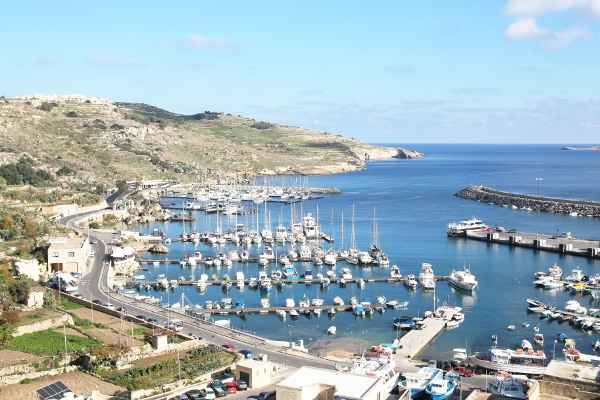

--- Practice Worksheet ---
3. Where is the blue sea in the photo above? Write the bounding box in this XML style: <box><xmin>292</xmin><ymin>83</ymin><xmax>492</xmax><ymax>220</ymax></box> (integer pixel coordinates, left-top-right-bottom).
<box><xmin>124</xmin><ymin>144</ymin><xmax>600</xmax><ymax>360</ymax></box>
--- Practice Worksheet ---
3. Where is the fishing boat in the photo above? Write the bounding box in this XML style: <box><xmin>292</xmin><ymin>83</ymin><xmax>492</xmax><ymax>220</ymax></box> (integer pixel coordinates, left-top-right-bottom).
<box><xmin>349</xmin><ymin>296</ymin><xmax>359</xmax><ymax>305</ymax></box>
<box><xmin>448</xmin><ymin>267</ymin><xmax>478</xmax><ymax>291</ymax></box>
<box><xmin>534</xmin><ymin>333</ymin><xmax>544</xmax><ymax>345</ymax></box>
<box><xmin>521</xmin><ymin>339</ymin><xmax>533</xmax><ymax>351</ymax></box>
<box><xmin>376</xmin><ymin>296</ymin><xmax>387</xmax><ymax>305</ymax></box>
<box><xmin>393</xmin><ymin>316</ymin><xmax>415</xmax><ymax>330</ymax></box>
<box><xmin>487</xmin><ymin>372</ymin><xmax>528</xmax><ymax>399</ymax></box>
<box><xmin>470</xmin><ymin>346</ymin><xmax>547</xmax><ymax>374</ymax></box>
<box><xmin>404</xmin><ymin>274</ymin><xmax>418</xmax><ymax>289</ymax></box>
<box><xmin>548</xmin><ymin>263</ymin><xmax>562</xmax><ymax>280</ymax></box>
<box><xmin>398</xmin><ymin>367</ymin><xmax>444</xmax><ymax>398</ymax></box>
<box><xmin>333</xmin><ymin>296</ymin><xmax>344</xmax><ymax>305</ymax></box>
<box><xmin>283</xmin><ymin>265</ymin><xmax>299</xmax><ymax>280</ymax></box>
<box><xmin>389</xmin><ymin>264</ymin><xmax>402</xmax><ymax>278</ymax></box>
<box><xmin>328</xmin><ymin>307</ymin><xmax>336</xmax><ymax>315</ymax></box>
<box><xmin>425</xmin><ymin>373</ymin><xmax>458</xmax><ymax>400</ymax></box>
<box><xmin>357</xmin><ymin>278</ymin><xmax>365</xmax><ymax>288</ymax></box>
<box><xmin>446</xmin><ymin>217</ymin><xmax>491</xmax><ymax>236</ymax></box>
<box><xmin>353</xmin><ymin>304</ymin><xmax>365</xmax><ymax>316</ymax></box>
<box><xmin>327</xmin><ymin>326</ymin><xmax>336</xmax><ymax>335</ymax></box>
<box><xmin>299</xmin><ymin>294</ymin><xmax>310</xmax><ymax>307</ymax></box>
<box><xmin>260</xmin><ymin>298</ymin><xmax>270</xmax><ymax>308</ymax></box>
<box><xmin>277</xmin><ymin>310</ymin><xmax>286</xmax><ymax>318</ymax></box>
<box><xmin>557</xmin><ymin>333</ymin><xmax>568</xmax><ymax>341</ymax></box>
<box><xmin>340</xmin><ymin>268</ymin><xmax>352</xmax><ymax>279</ymax></box>
<box><xmin>507</xmin><ymin>325</ymin><xmax>515</xmax><ymax>331</ymax></box>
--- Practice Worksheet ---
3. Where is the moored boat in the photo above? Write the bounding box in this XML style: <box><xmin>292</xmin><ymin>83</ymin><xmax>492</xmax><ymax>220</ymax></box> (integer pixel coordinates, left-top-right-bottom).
<box><xmin>470</xmin><ymin>346</ymin><xmax>547</xmax><ymax>374</ymax></box>
<box><xmin>398</xmin><ymin>367</ymin><xmax>444</xmax><ymax>398</ymax></box>
<box><xmin>448</xmin><ymin>267</ymin><xmax>478</xmax><ymax>291</ymax></box>
<box><xmin>446</xmin><ymin>217</ymin><xmax>491</xmax><ymax>236</ymax></box>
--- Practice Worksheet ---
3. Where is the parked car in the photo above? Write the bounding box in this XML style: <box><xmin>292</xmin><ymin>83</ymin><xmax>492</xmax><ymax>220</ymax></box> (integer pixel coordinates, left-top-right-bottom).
<box><xmin>185</xmin><ymin>389</ymin><xmax>204</xmax><ymax>400</ymax></box>
<box><xmin>92</xmin><ymin>299</ymin><xmax>103</xmax><ymax>305</ymax></box>
<box><xmin>257</xmin><ymin>391</ymin><xmax>275</xmax><ymax>400</ymax></box>
<box><xmin>239</xmin><ymin>349</ymin><xmax>253</xmax><ymax>359</ymax></box>
<box><xmin>105</xmin><ymin>303</ymin><xmax>115</xmax><ymax>310</ymax></box>
<box><xmin>90</xmin><ymin>239</ymin><xmax>98</xmax><ymax>244</ymax></box>
<box><xmin>136</xmin><ymin>315</ymin><xmax>147</xmax><ymax>320</ymax></box>
<box><xmin>222</xmin><ymin>344</ymin><xmax>236</xmax><ymax>351</ymax></box>
<box><xmin>73</xmin><ymin>293</ymin><xmax>84</xmax><ymax>298</ymax></box>
<box><xmin>224</xmin><ymin>382</ymin><xmax>237</xmax><ymax>394</ymax></box>
<box><xmin>234</xmin><ymin>380</ymin><xmax>248</xmax><ymax>391</ymax></box>
<box><xmin>209</xmin><ymin>381</ymin><xmax>227</xmax><ymax>397</ymax></box>
<box><xmin>201</xmin><ymin>388</ymin><xmax>216</xmax><ymax>400</ymax></box>
<box><xmin>147</xmin><ymin>317</ymin><xmax>159</xmax><ymax>324</ymax></box>
<box><xmin>117</xmin><ymin>306</ymin><xmax>127</xmax><ymax>313</ymax></box>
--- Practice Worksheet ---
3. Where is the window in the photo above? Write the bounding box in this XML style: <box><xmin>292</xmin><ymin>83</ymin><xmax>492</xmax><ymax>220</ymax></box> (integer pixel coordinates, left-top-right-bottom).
<box><xmin>52</xmin><ymin>252</ymin><xmax>59</xmax><ymax>257</ymax></box>
<box><xmin>68</xmin><ymin>252</ymin><xmax>75</xmax><ymax>257</ymax></box>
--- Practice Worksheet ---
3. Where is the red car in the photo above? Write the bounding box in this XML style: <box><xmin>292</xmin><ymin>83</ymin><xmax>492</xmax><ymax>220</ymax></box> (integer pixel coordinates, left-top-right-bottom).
<box><xmin>222</xmin><ymin>344</ymin><xmax>236</xmax><ymax>351</ymax></box>
<box><xmin>224</xmin><ymin>382</ymin><xmax>237</xmax><ymax>394</ymax></box>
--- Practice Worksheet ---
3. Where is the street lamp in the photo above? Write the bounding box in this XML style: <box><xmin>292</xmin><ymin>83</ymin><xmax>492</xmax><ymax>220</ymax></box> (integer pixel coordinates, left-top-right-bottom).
<box><xmin>289</xmin><ymin>331</ymin><xmax>292</xmax><ymax>348</ymax></box>
<box><xmin>284</xmin><ymin>348</ymin><xmax>287</xmax><ymax>367</ymax></box>
<box><xmin>536</xmin><ymin>178</ymin><xmax>543</xmax><ymax>242</ymax></box>
<box><xmin>553</xmin><ymin>339</ymin><xmax>558</xmax><ymax>360</ymax></box>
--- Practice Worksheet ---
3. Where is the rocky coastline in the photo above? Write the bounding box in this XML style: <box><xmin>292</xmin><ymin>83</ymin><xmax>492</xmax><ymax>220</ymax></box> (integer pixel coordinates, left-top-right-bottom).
<box><xmin>454</xmin><ymin>185</ymin><xmax>600</xmax><ymax>217</ymax></box>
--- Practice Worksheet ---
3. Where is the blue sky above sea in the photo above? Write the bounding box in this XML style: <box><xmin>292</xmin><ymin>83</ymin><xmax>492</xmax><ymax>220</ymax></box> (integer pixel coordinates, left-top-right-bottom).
<box><xmin>1</xmin><ymin>0</ymin><xmax>599</xmax><ymax>143</ymax></box>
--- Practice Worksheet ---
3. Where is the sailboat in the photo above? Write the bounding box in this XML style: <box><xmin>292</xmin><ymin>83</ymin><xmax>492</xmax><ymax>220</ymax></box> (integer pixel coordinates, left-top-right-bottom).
<box><xmin>346</xmin><ymin>205</ymin><xmax>359</xmax><ymax>264</ymax></box>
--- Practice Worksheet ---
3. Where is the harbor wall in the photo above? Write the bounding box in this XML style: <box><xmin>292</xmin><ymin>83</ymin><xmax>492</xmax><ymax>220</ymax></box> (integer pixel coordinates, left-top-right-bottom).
<box><xmin>454</xmin><ymin>186</ymin><xmax>600</xmax><ymax>217</ymax></box>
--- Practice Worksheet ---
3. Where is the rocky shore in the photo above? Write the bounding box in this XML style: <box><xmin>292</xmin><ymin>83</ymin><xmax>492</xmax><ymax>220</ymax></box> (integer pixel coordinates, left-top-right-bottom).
<box><xmin>455</xmin><ymin>185</ymin><xmax>600</xmax><ymax>217</ymax></box>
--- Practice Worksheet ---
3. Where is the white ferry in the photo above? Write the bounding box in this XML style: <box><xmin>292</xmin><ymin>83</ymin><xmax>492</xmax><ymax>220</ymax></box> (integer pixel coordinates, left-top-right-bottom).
<box><xmin>446</xmin><ymin>217</ymin><xmax>491</xmax><ymax>236</ymax></box>
<box><xmin>448</xmin><ymin>267</ymin><xmax>478</xmax><ymax>291</ymax></box>
<box><xmin>470</xmin><ymin>347</ymin><xmax>547</xmax><ymax>375</ymax></box>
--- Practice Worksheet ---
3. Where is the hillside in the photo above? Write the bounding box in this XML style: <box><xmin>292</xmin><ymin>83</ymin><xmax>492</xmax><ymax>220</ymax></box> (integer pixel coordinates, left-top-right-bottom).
<box><xmin>0</xmin><ymin>94</ymin><xmax>423</xmax><ymax>185</ymax></box>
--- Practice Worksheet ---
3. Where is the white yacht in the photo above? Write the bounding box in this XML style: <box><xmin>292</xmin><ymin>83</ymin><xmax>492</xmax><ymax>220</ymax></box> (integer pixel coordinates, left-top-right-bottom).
<box><xmin>448</xmin><ymin>266</ymin><xmax>478</xmax><ymax>291</ymax></box>
<box><xmin>419</xmin><ymin>263</ymin><xmax>436</xmax><ymax>289</ymax></box>
<box><xmin>446</xmin><ymin>217</ymin><xmax>491</xmax><ymax>236</ymax></box>
<box><xmin>389</xmin><ymin>265</ymin><xmax>401</xmax><ymax>278</ymax></box>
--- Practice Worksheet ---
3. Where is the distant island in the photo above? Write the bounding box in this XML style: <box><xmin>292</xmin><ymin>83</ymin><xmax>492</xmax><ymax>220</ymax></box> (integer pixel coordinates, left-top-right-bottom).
<box><xmin>562</xmin><ymin>146</ymin><xmax>600</xmax><ymax>151</ymax></box>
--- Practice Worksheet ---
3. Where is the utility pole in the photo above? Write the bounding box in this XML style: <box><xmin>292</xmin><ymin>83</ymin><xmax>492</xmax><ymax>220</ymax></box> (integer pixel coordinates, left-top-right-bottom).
<box><xmin>536</xmin><ymin>178</ymin><xmax>543</xmax><ymax>241</ymax></box>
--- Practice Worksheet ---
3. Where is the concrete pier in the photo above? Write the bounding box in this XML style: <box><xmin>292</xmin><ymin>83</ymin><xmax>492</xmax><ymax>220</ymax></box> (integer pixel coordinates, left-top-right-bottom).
<box><xmin>394</xmin><ymin>318</ymin><xmax>447</xmax><ymax>360</ymax></box>
<box><xmin>463</xmin><ymin>230</ymin><xmax>600</xmax><ymax>259</ymax></box>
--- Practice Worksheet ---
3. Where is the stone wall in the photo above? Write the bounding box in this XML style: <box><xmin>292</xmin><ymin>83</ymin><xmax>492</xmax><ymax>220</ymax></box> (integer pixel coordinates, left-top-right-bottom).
<box><xmin>15</xmin><ymin>313</ymin><xmax>74</xmax><ymax>337</ymax></box>
<box><xmin>0</xmin><ymin>366</ymin><xmax>78</xmax><ymax>386</ymax></box>
<box><xmin>529</xmin><ymin>379</ymin><xmax>600</xmax><ymax>400</ymax></box>
<box><xmin>455</xmin><ymin>186</ymin><xmax>600</xmax><ymax>217</ymax></box>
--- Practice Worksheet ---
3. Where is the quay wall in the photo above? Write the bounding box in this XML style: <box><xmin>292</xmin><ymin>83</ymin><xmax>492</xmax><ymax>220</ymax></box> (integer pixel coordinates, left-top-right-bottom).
<box><xmin>455</xmin><ymin>186</ymin><xmax>600</xmax><ymax>217</ymax></box>
<box><xmin>179</xmin><ymin>184</ymin><xmax>342</xmax><ymax>195</ymax></box>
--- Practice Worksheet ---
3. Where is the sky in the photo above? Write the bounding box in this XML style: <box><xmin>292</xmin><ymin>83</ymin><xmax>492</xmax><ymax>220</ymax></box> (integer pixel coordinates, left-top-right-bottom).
<box><xmin>1</xmin><ymin>0</ymin><xmax>599</xmax><ymax>144</ymax></box>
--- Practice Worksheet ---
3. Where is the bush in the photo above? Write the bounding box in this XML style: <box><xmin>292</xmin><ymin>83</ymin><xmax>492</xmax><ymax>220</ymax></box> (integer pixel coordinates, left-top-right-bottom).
<box><xmin>95</xmin><ymin>323</ymin><xmax>109</xmax><ymax>329</ymax></box>
<box><xmin>39</xmin><ymin>102</ymin><xmax>58</xmax><ymax>112</ymax></box>
<box><xmin>250</xmin><ymin>121</ymin><xmax>274</xmax><ymax>130</ymax></box>
<box><xmin>65</xmin><ymin>111</ymin><xmax>78</xmax><ymax>118</ymax></box>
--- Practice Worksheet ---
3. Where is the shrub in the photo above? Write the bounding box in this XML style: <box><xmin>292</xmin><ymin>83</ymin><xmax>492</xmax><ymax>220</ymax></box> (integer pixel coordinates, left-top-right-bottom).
<box><xmin>65</xmin><ymin>111</ymin><xmax>78</xmax><ymax>118</ymax></box>
<box><xmin>39</xmin><ymin>102</ymin><xmax>58</xmax><ymax>112</ymax></box>
<box><xmin>21</xmin><ymin>378</ymin><xmax>36</xmax><ymax>384</ymax></box>
<box><xmin>95</xmin><ymin>323</ymin><xmax>109</xmax><ymax>329</ymax></box>
<box><xmin>250</xmin><ymin>121</ymin><xmax>274</xmax><ymax>130</ymax></box>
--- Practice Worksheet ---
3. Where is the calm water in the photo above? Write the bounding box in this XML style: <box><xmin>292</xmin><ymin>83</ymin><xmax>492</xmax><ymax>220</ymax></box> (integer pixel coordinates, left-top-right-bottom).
<box><xmin>126</xmin><ymin>144</ymin><xmax>600</xmax><ymax>360</ymax></box>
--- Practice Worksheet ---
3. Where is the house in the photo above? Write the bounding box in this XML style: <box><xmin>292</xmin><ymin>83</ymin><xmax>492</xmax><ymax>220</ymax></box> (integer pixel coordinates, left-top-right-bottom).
<box><xmin>235</xmin><ymin>359</ymin><xmax>272</xmax><ymax>389</ymax></box>
<box><xmin>46</xmin><ymin>234</ymin><xmax>91</xmax><ymax>274</ymax></box>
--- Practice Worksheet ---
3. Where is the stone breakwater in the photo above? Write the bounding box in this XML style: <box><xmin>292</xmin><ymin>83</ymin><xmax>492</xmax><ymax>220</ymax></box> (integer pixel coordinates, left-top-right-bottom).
<box><xmin>206</xmin><ymin>185</ymin><xmax>342</xmax><ymax>194</ymax></box>
<box><xmin>455</xmin><ymin>186</ymin><xmax>600</xmax><ymax>217</ymax></box>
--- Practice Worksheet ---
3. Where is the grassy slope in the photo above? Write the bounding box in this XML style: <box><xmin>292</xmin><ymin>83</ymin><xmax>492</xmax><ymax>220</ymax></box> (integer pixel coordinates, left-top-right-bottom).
<box><xmin>0</xmin><ymin>99</ymin><xmax>396</xmax><ymax>185</ymax></box>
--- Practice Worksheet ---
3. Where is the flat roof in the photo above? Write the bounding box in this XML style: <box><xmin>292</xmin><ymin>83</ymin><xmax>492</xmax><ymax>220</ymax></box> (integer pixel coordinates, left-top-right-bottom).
<box><xmin>47</xmin><ymin>236</ymin><xmax>86</xmax><ymax>249</ymax></box>
<box><xmin>277</xmin><ymin>366</ymin><xmax>380</xmax><ymax>398</ymax></box>
<box><xmin>236</xmin><ymin>359</ymin><xmax>270</xmax><ymax>369</ymax></box>
<box><xmin>544</xmin><ymin>359</ymin><xmax>600</xmax><ymax>382</ymax></box>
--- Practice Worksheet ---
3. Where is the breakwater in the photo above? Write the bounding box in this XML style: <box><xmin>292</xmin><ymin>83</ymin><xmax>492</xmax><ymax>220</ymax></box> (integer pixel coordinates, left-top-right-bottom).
<box><xmin>455</xmin><ymin>185</ymin><xmax>600</xmax><ymax>217</ymax></box>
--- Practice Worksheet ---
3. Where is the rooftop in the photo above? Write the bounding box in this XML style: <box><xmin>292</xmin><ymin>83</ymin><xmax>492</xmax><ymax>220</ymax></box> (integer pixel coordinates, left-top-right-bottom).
<box><xmin>277</xmin><ymin>366</ymin><xmax>380</xmax><ymax>398</ymax></box>
<box><xmin>47</xmin><ymin>236</ymin><xmax>86</xmax><ymax>249</ymax></box>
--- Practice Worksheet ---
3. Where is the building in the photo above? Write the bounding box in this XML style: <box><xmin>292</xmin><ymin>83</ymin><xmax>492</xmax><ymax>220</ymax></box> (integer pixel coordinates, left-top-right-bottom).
<box><xmin>46</xmin><ymin>234</ymin><xmax>91</xmax><ymax>274</ymax></box>
<box><xmin>276</xmin><ymin>366</ymin><xmax>385</xmax><ymax>400</ymax></box>
<box><xmin>235</xmin><ymin>359</ymin><xmax>272</xmax><ymax>389</ymax></box>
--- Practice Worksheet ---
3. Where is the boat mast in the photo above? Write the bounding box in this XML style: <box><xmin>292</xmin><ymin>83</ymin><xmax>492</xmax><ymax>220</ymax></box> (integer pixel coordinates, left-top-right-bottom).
<box><xmin>350</xmin><ymin>205</ymin><xmax>356</xmax><ymax>251</ymax></box>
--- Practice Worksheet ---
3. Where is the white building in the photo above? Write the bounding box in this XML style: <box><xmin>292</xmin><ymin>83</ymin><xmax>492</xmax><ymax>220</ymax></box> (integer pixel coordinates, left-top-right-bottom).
<box><xmin>276</xmin><ymin>366</ymin><xmax>386</xmax><ymax>400</ymax></box>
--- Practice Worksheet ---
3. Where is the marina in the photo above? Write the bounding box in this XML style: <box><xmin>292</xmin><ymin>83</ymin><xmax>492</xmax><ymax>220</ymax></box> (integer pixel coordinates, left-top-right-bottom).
<box><xmin>111</xmin><ymin>144</ymin><xmax>600</xmax><ymax>365</ymax></box>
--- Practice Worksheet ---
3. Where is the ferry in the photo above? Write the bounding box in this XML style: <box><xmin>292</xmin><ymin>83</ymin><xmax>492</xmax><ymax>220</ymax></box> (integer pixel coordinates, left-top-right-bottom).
<box><xmin>448</xmin><ymin>267</ymin><xmax>478</xmax><ymax>291</ymax></box>
<box><xmin>470</xmin><ymin>347</ymin><xmax>547</xmax><ymax>375</ymax></box>
<box><xmin>446</xmin><ymin>217</ymin><xmax>491</xmax><ymax>236</ymax></box>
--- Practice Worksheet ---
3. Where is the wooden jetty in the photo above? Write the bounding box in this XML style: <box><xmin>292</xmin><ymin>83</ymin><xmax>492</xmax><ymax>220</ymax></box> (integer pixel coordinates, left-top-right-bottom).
<box><xmin>463</xmin><ymin>231</ymin><xmax>600</xmax><ymax>259</ymax></box>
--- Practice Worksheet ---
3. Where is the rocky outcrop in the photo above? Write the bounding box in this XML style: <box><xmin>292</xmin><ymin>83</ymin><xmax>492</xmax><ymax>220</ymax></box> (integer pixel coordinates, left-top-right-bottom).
<box><xmin>455</xmin><ymin>186</ymin><xmax>600</xmax><ymax>217</ymax></box>
<box><xmin>562</xmin><ymin>146</ymin><xmax>600</xmax><ymax>151</ymax></box>
<box><xmin>394</xmin><ymin>148</ymin><xmax>426</xmax><ymax>159</ymax></box>
<box><xmin>12</xmin><ymin>258</ymin><xmax>47</xmax><ymax>281</ymax></box>
<box><xmin>148</xmin><ymin>243</ymin><xmax>168</xmax><ymax>253</ymax></box>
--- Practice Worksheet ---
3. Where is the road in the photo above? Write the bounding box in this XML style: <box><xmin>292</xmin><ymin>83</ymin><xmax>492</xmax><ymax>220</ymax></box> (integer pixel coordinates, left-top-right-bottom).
<box><xmin>59</xmin><ymin>210</ymin><xmax>333</xmax><ymax>371</ymax></box>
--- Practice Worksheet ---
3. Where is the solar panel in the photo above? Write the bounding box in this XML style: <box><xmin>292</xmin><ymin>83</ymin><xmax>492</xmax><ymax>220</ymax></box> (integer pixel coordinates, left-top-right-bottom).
<box><xmin>36</xmin><ymin>380</ymin><xmax>73</xmax><ymax>400</ymax></box>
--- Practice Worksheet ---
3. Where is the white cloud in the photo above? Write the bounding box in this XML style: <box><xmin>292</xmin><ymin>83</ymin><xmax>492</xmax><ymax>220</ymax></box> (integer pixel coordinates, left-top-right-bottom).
<box><xmin>88</xmin><ymin>56</ymin><xmax>145</xmax><ymax>67</ymax></box>
<box><xmin>504</xmin><ymin>17</ymin><xmax>592</xmax><ymax>50</ymax></box>
<box><xmin>504</xmin><ymin>0</ymin><xmax>600</xmax><ymax>19</ymax></box>
<box><xmin>185</xmin><ymin>34</ymin><xmax>239</xmax><ymax>52</ymax></box>
<box><xmin>591</xmin><ymin>97</ymin><xmax>600</xmax><ymax>104</ymax></box>
<box><xmin>580</xmin><ymin>121</ymin><xmax>600</xmax><ymax>127</ymax></box>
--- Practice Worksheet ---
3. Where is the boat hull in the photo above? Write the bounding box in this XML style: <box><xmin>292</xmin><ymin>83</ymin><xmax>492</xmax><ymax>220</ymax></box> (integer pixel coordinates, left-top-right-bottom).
<box><xmin>470</xmin><ymin>357</ymin><xmax>546</xmax><ymax>375</ymax></box>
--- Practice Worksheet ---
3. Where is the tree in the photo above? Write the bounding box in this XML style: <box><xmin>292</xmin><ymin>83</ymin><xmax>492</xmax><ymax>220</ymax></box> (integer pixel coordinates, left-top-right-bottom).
<box><xmin>23</xmin><ymin>219</ymin><xmax>39</xmax><ymax>239</ymax></box>
<box><xmin>116</xmin><ymin>179</ymin><xmax>128</xmax><ymax>195</ymax></box>
<box><xmin>66</xmin><ymin>111</ymin><xmax>78</xmax><ymax>118</ymax></box>
<box><xmin>7</xmin><ymin>280</ymin><xmax>31</xmax><ymax>304</ymax></box>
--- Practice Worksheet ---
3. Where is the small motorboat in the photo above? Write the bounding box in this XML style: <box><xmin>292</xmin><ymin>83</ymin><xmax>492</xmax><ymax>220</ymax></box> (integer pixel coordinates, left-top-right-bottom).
<box><xmin>521</xmin><ymin>339</ymin><xmax>533</xmax><ymax>351</ymax></box>
<box><xmin>507</xmin><ymin>325</ymin><xmax>515</xmax><ymax>331</ymax></box>
<box><xmin>557</xmin><ymin>332</ymin><xmax>569</xmax><ymax>341</ymax></box>
<box><xmin>327</xmin><ymin>326</ymin><xmax>336</xmax><ymax>335</ymax></box>
<box><xmin>534</xmin><ymin>333</ymin><xmax>544</xmax><ymax>345</ymax></box>
<box><xmin>289</xmin><ymin>309</ymin><xmax>299</xmax><ymax>317</ymax></box>
<box><xmin>522</xmin><ymin>322</ymin><xmax>530</xmax><ymax>328</ymax></box>
<box><xmin>328</xmin><ymin>307</ymin><xmax>336</xmax><ymax>315</ymax></box>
